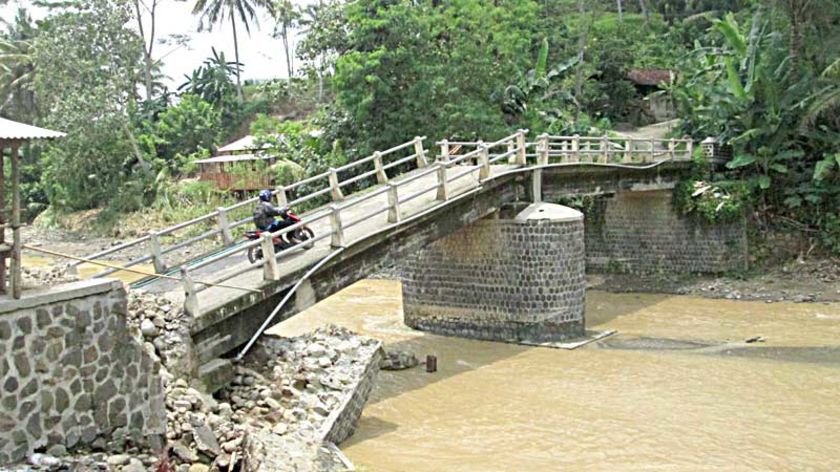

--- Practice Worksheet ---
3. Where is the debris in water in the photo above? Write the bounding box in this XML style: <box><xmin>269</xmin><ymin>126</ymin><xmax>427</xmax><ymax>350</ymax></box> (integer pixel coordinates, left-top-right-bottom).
<box><xmin>745</xmin><ymin>336</ymin><xmax>766</xmax><ymax>343</ymax></box>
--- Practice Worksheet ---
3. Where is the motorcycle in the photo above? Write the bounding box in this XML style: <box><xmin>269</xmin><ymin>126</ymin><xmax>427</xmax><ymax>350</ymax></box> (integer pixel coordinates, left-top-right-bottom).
<box><xmin>244</xmin><ymin>209</ymin><xmax>316</xmax><ymax>263</ymax></box>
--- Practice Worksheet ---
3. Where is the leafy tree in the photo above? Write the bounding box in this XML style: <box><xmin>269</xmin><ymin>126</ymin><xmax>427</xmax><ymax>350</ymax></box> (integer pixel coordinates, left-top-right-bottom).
<box><xmin>140</xmin><ymin>93</ymin><xmax>222</xmax><ymax>168</ymax></box>
<box><xmin>0</xmin><ymin>8</ymin><xmax>37</xmax><ymax>121</ymax></box>
<box><xmin>192</xmin><ymin>0</ymin><xmax>274</xmax><ymax>100</ymax></box>
<box><xmin>31</xmin><ymin>0</ymin><xmax>145</xmax><ymax>210</ymax></box>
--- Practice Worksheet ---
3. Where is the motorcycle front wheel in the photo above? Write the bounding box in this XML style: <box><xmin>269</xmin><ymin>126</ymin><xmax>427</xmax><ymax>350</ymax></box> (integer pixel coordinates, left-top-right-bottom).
<box><xmin>299</xmin><ymin>227</ymin><xmax>315</xmax><ymax>250</ymax></box>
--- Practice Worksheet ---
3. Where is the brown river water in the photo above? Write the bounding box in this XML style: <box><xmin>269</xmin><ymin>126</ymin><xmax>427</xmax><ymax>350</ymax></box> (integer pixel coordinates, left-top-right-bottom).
<box><xmin>269</xmin><ymin>279</ymin><xmax>840</xmax><ymax>472</ymax></box>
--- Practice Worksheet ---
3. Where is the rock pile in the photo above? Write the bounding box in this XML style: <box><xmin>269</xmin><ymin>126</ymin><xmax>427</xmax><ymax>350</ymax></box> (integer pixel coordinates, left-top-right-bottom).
<box><xmin>380</xmin><ymin>349</ymin><xmax>419</xmax><ymax>370</ymax></box>
<box><xmin>215</xmin><ymin>325</ymin><xmax>382</xmax><ymax>471</ymax></box>
<box><xmin>20</xmin><ymin>263</ymin><xmax>79</xmax><ymax>288</ymax></box>
<box><xmin>127</xmin><ymin>291</ymin><xmax>197</xmax><ymax>379</ymax></box>
<box><xmin>163</xmin><ymin>377</ymin><xmax>250</xmax><ymax>472</ymax></box>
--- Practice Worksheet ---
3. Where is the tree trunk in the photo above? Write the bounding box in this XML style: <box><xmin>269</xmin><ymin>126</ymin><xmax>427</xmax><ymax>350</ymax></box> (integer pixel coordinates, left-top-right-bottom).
<box><xmin>789</xmin><ymin>8</ymin><xmax>801</xmax><ymax>70</ymax></box>
<box><xmin>639</xmin><ymin>0</ymin><xmax>650</xmax><ymax>24</ymax></box>
<box><xmin>617</xmin><ymin>0</ymin><xmax>623</xmax><ymax>21</ymax></box>
<box><xmin>282</xmin><ymin>25</ymin><xmax>293</xmax><ymax>78</ymax></box>
<box><xmin>133</xmin><ymin>0</ymin><xmax>156</xmax><ymax>102</ymax></box>
<box><xmin>574</xmin><ymin>0</ymin><xmax>586</xmax><ymax>121</ymax></box>
<box><xmin>231</xmin><ymin>13</ymin><xmax>244</xmax><ymax>101</ymax></box>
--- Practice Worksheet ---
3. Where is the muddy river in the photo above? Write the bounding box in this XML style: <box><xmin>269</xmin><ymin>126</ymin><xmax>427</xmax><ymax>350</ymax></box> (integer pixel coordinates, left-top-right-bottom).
<box><xmin>268</xmin><ymin>279</ymin><xmax>840</xmax><ymax>471</ymax></box>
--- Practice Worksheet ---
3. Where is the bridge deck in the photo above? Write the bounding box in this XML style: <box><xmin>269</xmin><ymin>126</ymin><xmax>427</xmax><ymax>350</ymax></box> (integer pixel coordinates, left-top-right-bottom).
<box><xmin>148</xmin><ymin>164</ymin><xmax>517</xmax><ymax>319</ymax></box>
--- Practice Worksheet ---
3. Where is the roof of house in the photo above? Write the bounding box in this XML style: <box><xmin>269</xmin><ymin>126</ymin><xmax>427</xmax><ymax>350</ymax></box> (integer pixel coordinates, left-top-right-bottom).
<box><xmin>627</xmin><ymin>69</ymin><xmax>675</xmax><ymax>86</ymax></box>
<box><xmin>194</xmin><ymin>153</ymin><xmax>274</xmax><ymax>164</ymax></box>
<box><xmin>218</xmin><ymin>134</ymin><xmax>284</xmax><ymax>154</ymax></box>
<box><xmin>0</xmin><ymin>117</ymin><xmax>65</xmax><ymax>140</ymax></box>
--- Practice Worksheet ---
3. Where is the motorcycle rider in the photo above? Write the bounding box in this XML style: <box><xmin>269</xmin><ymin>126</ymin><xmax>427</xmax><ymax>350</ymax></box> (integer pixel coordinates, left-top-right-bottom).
<box><xmin>254</xmin><ymin>189</ymin><xmax>294</xmax><ymax>233</ymax></box>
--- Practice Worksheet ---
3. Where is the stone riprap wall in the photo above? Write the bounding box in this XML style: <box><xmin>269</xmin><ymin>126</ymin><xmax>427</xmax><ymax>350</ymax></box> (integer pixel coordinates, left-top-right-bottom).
<box><xmin>319</xmin><ymin>342</ymin><xmax>382</xmax><ymax>445</ymax></box>
<box><xmin>583</xmin><ymin>190</ymin><xmax>748</xmax><ymax>274</ymax></box>
<box><xmin>403</xmin><ymin>203</ymin><xmax>586</xmax><ymax>343</ymax></box>
<box><xmin>0</xmin><ymin>280</ymin><xmax>165</xmax><ymax>465</ymax></box>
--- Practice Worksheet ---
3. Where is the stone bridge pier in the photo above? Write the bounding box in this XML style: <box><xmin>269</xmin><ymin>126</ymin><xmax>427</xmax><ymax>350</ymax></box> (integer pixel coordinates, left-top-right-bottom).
<box><xmin>403</xmin><ymin>202</ymin><xmax>586</xmax><ymax>343</ymax></box>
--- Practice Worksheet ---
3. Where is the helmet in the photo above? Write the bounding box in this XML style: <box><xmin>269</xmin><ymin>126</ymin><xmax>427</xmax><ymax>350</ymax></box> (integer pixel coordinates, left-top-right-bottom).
<box><xmin>259</xmin><ymin>189</ymin><xmax>273</xmax><ymax>202</ymax></box>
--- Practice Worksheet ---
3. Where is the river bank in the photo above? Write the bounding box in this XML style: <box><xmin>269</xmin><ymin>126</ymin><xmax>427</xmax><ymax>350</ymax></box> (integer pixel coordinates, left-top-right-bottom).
<box><xmin>588</xmin><ymin>256</ymin><xmax>840</xmax><ymax>303</ymax></box>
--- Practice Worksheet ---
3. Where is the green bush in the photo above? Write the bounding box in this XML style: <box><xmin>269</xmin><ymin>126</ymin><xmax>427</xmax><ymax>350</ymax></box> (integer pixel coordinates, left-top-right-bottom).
<box><xmin>674</xmin><ymin>180</ymin><xmax>747</xmax><ymax>223</ymax></box>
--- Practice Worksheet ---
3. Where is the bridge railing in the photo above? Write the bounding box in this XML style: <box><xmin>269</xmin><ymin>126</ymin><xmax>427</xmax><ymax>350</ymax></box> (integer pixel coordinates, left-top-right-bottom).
<box><xmin>73</xmin><ymin>136</ymin><xmax>430</xmax><ymax>280</ymax></box>
<box><xmin>66</xmin><ymin>129</ymin><xmax>691</xmax><ymax>316</ymax></box>
<box><xmin>182</xmin><ymin>131</ymin><xmax>530</xmax><ymax>314</ymax></box>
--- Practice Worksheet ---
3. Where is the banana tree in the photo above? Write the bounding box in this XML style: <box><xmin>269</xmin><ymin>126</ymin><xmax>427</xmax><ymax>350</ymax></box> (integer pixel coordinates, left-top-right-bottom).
<box><xmin>500</xmin><ymin>37</ymin><xmax>580</xmax><ymax>130</ymax></box>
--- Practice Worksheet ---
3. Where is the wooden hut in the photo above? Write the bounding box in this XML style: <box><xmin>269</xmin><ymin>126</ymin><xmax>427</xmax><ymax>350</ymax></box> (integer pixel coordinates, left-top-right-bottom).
<box><xmin>196</xmin><ymin>135</ymin><xmax>280</xmax><ymax>192</ymax></box>
<box><xmin>0</xmin><ymin>117</ymin><xmax>65</xmax><ymax>299</ymax></box>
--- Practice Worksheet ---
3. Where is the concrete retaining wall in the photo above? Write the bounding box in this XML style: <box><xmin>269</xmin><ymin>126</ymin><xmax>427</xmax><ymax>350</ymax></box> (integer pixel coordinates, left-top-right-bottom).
<box><xmin>0</xmin><ymin>280</ymin><xmax>165</xmax><ymax>465</ymax></box>
<box><xmin>318</xmin><ymin>342</ymin><xmax>382</xmax><ymax>445</ymax></box>
<box><xmin>403</xmin><ymin>203</ymin><xmax>586</xmax><ymax>343</ymax></box>
<box><xmin>583</xmin><ymin>190</ymin><xmax>748</xmax><ymax>274</ymax></box>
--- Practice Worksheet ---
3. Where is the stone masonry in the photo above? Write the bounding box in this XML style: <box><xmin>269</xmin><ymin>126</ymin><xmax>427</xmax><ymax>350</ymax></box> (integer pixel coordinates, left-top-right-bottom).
<box><xmin>403</xmin><ymin>203</ymin><xmax>586</xmax><ymax>343</ymax></box>
<box><xmin>0</xmin><ymin>279</ymin><xmax>165</xmax><ymax>465</ymax></box>
<box><xmin>582</xmin><ymin>190</ymin><xmax>748</xmax><ymax>274</ymax></box>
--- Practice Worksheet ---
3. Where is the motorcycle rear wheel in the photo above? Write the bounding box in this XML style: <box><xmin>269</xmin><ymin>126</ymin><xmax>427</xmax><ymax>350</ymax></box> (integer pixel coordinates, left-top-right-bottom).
<box><xmin>247</xmin><ymin>246</ymin><xmax>262</xmax><ymax>264</ymax></box>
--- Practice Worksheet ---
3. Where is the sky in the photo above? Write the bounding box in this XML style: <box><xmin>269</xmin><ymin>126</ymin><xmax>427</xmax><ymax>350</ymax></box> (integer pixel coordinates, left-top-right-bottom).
<box><xmin>1</xmin><ymin>0</ymin><xmax>308</xmax><ymax>89</ymax></box>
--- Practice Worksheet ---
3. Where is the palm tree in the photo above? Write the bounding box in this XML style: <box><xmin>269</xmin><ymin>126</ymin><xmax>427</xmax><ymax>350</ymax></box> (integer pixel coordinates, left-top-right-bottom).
<box><xmin>273</xmin><ymin>0</ymin><xmax>298</xmax><ymax>85</ymax></box>
<box><xmin>192</xmin><ymin>0</ymin><xmax>273</xmax><ymax>100</ymax></box>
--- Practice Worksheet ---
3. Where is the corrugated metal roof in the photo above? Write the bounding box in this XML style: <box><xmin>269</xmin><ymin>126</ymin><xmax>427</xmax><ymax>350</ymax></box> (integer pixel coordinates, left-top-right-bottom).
<box><xmin>0</xmin><ymin>117</ymin><xmax>66</xmax><ymax>140</ymax></box>
<box><xmin>194</xmin><ymin>153</ymin><xmax>274</xmax><ymax>164</ymax></box>
<box><xmin>218</xmin><ymin>134</ymin><xmax>284</xmax><ymax>154</ymax></box>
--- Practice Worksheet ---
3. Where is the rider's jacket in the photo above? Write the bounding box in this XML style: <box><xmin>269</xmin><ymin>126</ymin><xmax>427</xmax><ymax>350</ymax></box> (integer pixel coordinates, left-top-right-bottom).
<box><xmin>254</xmin><ymin>201</ymin><xmax>287</xmax><ymax>230</ymax></box>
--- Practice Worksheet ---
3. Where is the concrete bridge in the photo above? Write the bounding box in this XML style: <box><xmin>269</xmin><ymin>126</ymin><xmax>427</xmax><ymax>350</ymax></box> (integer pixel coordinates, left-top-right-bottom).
<box><xmin>69</xmin><ymin>131</ymin><xmax>747</xmax><ymax>390</ymax></box>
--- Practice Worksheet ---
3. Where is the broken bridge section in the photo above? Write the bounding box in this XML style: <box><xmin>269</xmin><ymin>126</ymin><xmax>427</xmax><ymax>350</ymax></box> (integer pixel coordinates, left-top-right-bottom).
<box><xmin>403</xmin><ymin>203</ymin><xmax>586</xmax><ymax>343</ymax></box>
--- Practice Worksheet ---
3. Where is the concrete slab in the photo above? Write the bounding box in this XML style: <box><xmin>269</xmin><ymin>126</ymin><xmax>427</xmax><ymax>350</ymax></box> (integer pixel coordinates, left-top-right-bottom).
<box><xmin>0</xmin><ymin>278</ymin><xmax>122</xmax><ymax>313</ymax></box>
<box><xmin>515</xmin><ymin>202</ymin><xmax>583</xmax><ymax>222</ymax></box>
<box><xmin>520</xmin><ymin>329</ymin><xmax>617</xmax><ymax>350</ymax></box>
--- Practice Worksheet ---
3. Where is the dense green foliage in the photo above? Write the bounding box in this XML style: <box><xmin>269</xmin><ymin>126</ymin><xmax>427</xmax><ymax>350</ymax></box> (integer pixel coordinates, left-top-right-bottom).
<box><xmin>0</xmin><ymin>0</ymin><xmax>837</xmax><ymax>253</ymax></box>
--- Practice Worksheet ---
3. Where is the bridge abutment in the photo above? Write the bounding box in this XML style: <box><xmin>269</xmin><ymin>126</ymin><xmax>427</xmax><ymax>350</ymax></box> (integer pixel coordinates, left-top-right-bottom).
<box><xmin>582</xmin><ymin>190</ymin><xmax>748</xmax><ymax>274</ymax></box>
<box><xmin>403</xmin><ymin>203</ymin><xmax>586</xmax><ymax>343</ymax></box>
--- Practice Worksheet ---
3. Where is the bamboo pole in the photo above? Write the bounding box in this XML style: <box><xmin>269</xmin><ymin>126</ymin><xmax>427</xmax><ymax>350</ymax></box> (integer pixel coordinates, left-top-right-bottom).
<box><xmin>11</xmin><ymin>143</ymin><xmax>21</xmax><ymax>298</ymax></box>
<box><xmin>0</xmin><ymin>141</ymin><xmax>5</xmax><ymax>295</ymax></box>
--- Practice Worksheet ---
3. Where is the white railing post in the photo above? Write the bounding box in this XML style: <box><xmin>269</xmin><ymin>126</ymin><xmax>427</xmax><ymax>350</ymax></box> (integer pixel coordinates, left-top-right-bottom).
<box><xmin>181</xmin><ymin>267</ymin><xmax>199</xmax><ymax>318</ymax></box>
<box><xmin>216</xmin><ymin>207</ymin><xmax>233</xmax><ymax>245</ymax></box>
<box><xmin>624</xmin><ymin>138</ymin><xmax>633</xmax><ymax>163</ymax></box>
<box><xmin>537</xmin><ymin>134</ymin><xmax>549</xmax><ymax>165</ymax></box>
<box><xmin>148</xmin><ymin>232</ymin><xmax>166</xmax><ymax>273</ymax></box>
<box><xmin>414</xmin><ymin>137</ymin><xmax>428</xmax><ymax>168</ymax></box>
<box><xmin>685</xmin><ymin>137</ymin><xmax>694</xmax><ymax>161</ymax></box>
<box><xmin>515</xmin><ymin>129</ymin><xmax>527</xmax><ymax>165</ymax></box>
<box><xmin>329</xmin><ymin>205</ymin><xmax>345</xmax><ymax>248</ymax></box>
<box><xmin>275</xmin><ymin>185</ymin><xmax>288</xmax><ymax>207</ymax></box>
<box><xmin>387</xmin><ymin>183</ymin><xmax>401</xmax><ymax>223</ymax></box>
<box><xmin>649</xmin><ymin>138</ymin><xmax>656</xmax><ymax>163</ymax></box>
<box><xmin>329</xmin><ymin>167</ymin><xmax>344</xmax><ymax>201</ymax></box>
<box><xmin>261</xmin><ymin>233</ymin><xmax>280</xmax><ymax>281</ymax></box>
<box><xmin>572</xmin><ymin>135</ymin><xmax>580</xmax><ymax>163</ymax></box>
<box><xmin>438</xmin><ymin>140</ymin><xmax>450</xmax><ymax>163</ymax></box>
<box><xmin>477</xmin><ymin>141</ymin><xmax>490</xmax><ymax>180</ymax></box>
<box><xmin>668</xmin><ymin>139</ymin><xmax>676</xmax><ymax>161</ymax></box>
<box><xmin>435</xmin><ymin>162</ymin><xmax>449</xmax><ymax>201</ymax></box>
<box><xmin>373</xmin><ymin>151</ymin><xmax>388</xmax><ymax>184</ymax></box>
<box><xmin>532</xmin><ymin>168</ymin><xmax>543</xmax><ymax>203</ymax></box>
<box><xmin>601</xmin><ymin>134</ymin><xmax>609</xmax><ymax>163</ymax></box>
